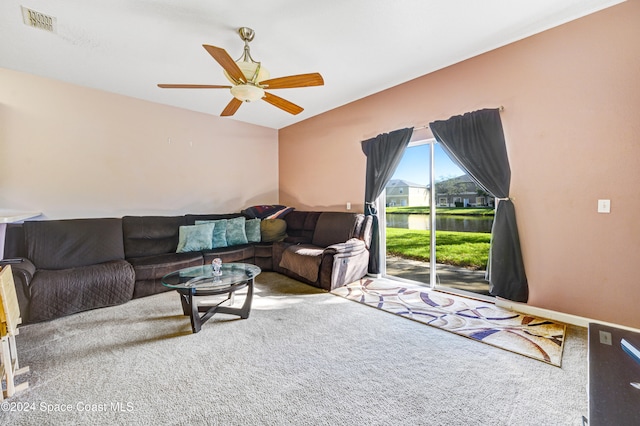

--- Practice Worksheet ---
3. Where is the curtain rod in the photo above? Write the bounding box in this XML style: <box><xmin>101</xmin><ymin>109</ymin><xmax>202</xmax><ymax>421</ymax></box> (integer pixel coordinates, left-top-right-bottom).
<box><xmin>413</xmin><ymin>106</ymin><xmax>504</xmax><ymax>131</ymax></box>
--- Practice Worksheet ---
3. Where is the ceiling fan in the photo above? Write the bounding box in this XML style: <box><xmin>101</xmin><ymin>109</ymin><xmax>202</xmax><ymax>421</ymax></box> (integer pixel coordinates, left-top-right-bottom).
<box><xmin>158</xmin><ymin>27</ymin><xmax>324</xmax><ymax>117</ymax></box>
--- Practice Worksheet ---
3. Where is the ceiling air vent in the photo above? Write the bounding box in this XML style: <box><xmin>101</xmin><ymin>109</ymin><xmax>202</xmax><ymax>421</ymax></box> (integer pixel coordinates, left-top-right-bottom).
<box><xmin>21</xmin><ymin>6</ymin><xmax>57</xmax><ymax>33</ymax></box>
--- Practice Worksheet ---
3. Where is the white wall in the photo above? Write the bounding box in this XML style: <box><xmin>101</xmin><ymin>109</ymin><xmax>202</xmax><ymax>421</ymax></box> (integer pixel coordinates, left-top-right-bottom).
<box><xmin>0</xmin><ymin>68</ymin><xmax>279</xmax><ymax>219</ymax></box>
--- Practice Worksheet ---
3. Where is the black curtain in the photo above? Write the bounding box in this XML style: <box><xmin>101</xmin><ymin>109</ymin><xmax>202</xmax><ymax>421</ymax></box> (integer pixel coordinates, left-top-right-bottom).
<box><xmin>361</xmin><ymin>127</ymin><xmax>414</xmax><ymax>274</ymax></box>
<box><xmin>429</xmin><ymin>108</ymin><xmax>528</xmax><ymax>302</ymax></box>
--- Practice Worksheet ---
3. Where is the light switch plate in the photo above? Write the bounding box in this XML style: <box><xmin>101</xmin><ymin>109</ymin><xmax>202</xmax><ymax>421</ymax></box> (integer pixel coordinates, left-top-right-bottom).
<box><xmin>597</xmin><ymin>199</ymin><xmax>611</xmax><ymax>213</ymax></box>
<box><xmin>599</xmin><ymin>330</ymin><xmax>612</xmax><ymax>345</ymax></box>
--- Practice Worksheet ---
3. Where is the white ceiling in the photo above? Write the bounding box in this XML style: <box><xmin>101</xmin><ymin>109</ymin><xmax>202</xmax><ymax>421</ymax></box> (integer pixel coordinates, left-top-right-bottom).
<box><xmin>0</xmin><ymin>0</ymin><xmax>625</xmax><ymax>129</ymax></box>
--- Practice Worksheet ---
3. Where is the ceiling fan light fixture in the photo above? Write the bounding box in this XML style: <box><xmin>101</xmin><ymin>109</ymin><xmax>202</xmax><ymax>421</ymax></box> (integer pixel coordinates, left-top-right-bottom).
<box><xmin>224</xmin><ymin>61</ymin><xmax>270</xmax><ymax>85</ymax></box>
<box><xmin>230</xmin><ymin>84</ymin><xmax>265</xmax><ymax>102</ymax></box>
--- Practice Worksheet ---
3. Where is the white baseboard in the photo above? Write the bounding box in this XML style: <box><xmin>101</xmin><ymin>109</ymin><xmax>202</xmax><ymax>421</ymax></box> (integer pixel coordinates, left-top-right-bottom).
<box><xmin>495</xmin><ymin>297</ymin><xmax>640</xmax><ymax>333</ymax></box>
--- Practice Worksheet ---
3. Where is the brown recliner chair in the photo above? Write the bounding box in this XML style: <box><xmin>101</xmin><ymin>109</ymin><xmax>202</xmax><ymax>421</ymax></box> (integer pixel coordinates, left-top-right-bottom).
<box><xmin>272</xmin><ymin>211</ymin><xmax>372</xmax><ymax>291</ymax></box>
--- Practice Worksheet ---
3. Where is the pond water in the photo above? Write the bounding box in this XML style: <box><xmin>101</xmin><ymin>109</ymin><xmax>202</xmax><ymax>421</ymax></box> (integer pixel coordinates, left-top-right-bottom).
<box><xmin>386</xmin><ymin>213</ymin><xmax>493</xmax><ymax>233</ymax></box>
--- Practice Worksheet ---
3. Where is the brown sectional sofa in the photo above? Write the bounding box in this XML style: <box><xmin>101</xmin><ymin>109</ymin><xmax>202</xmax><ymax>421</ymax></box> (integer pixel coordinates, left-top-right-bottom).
<box><xmin>121</xmin><ymin>214</ymin><xmax>273</xmax><ymax>298</ymax></box>
<box><xmin>3</xmin><ymin>210</ymin><xmax>372</xmax><ymax>324</ymax></box>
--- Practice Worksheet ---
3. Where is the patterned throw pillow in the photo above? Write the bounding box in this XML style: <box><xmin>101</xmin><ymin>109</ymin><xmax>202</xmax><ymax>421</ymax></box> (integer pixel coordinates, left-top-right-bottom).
<box><xmin>266</xmin><ymin>206</ymin><xmax>294</xmax><ymax>219</ymax></box>
<box><xmin>241</xmin><ymin>205</ymin><xmax>294</xmax><ymax>219</ymax></box>
<box><xmin>226</xmin><ymin>217</ymin><xmax>248</xmax><ymax>246</ymax></box>
<box><xmin>176</xmin><ymin>223</ymin><xmax>215</xmax><ymax>253</ymax></box>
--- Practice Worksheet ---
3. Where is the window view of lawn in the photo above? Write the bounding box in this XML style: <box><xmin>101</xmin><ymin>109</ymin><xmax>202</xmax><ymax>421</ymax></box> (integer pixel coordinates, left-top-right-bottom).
<box><xmin>386</xmin><ymin>205</ymin><xmax>493</xmax><ymax>270</ymax></box>
<box><xmin>386</xmin><ymin>227</ymin><xmax>491</xmax><ymax>270</ymax></box>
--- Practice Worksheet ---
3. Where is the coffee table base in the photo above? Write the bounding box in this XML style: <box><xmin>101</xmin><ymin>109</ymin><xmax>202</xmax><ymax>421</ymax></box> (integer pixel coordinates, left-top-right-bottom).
<box><xmin>176</xmin><ymin>278</ymin><xmax>254</xmax><ymax>333</ymax></box>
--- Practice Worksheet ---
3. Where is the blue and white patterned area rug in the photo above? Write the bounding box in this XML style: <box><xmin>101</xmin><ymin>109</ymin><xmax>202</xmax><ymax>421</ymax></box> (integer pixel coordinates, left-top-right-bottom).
<box><xmin>332</xmin><ymin>279</ymin><xmax>566</xmax><ymax>367</ymax></box>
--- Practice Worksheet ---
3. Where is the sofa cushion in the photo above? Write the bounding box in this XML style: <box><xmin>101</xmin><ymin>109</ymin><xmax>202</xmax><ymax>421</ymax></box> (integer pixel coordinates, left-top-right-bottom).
<box><xmin>176</xmin><ymin>223</ymin><xmax>215</xmax><ymax>253</ymax></box>
<box><xmin>197</xmin><ymin>217</ymin><xmax>249</xmax><ymax>247</ymax></box>
<box><xmin>196</xmin><ymin>219</ymin><xmax>228</xmax><ymax>248</ymax></box>
<box><xmin>24</xmin><ymin>218</ymin><xmax>125</xmax><ymax>270</ymax></box>
<box><xmin>123</xmin><ymin>216</ymin><xmax>186</xmax><ymax>258</ymax></box>
<box><xmin>202</xmin><ymin>244</ymin><xmax>255</xmax><ymax>264</ymax></box>
<box><xmin>279</xmin><ymin>244</ymin><xmax>324</xmax><ymax>282</ymax></box>
<box><xmin>311</xmin><ymin>212</ymin><xmax>358</xmax><ymax>248</ymax></box>
<box><xmin>212</xmin><ymin>220</ymin><xmax>228</xmax><ymax>247</ymax></box>
<box><xmin>226</xmin><ymin>217</ymin><xmax>248</xmax><ymax>245</ymax></box>
<box><xmin>245</xmin><ymin>218</ymin><xmax>261</xmax><ymax>243</ymax></box>
<box><xmin>3</xmin><ymin>224</ymin><xmax>26</xmax><ymax>258</ymax></box>
<box><xmin>253</xmin><ymin>243</ymin><xmax>273</xmax><ymax>258</ymax></box>
<box><xmin>283</xmin><ymin>211</ymin><xmax>320</xmax><ymax>243</ymax></box>
<box><xmin>260</xmin><ymin>219</ymin><xmax>287</xmax><ymax>242</ymax></box>
<box><xmin>28</xmin><ymin>260</ymin><xmax>135</xmax><ymax>323</ymax></box>
<box><xmin>127</xmin><ymin>252</ymin><xmax>203</xmax><ymax>281</ymax></box>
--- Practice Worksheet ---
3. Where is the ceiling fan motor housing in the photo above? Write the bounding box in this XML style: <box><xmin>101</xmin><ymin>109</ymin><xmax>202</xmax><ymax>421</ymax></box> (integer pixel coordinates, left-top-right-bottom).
<box><xmin>238</xmin><ymin>27</ymin><xmax>255</xmax><ymax>42</ymax></box>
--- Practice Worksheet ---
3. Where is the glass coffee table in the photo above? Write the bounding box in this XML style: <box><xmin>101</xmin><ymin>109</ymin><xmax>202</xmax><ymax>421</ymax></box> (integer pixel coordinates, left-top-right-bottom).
<box><xmin>162</xmin><ymin>263</ymin><xmax>261</xmax><ymax>333</ymax></box>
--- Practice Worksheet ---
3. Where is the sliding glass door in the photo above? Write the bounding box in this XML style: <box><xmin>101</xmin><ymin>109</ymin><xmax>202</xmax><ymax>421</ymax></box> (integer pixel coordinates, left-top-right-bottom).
<box><xmin>383</xmin><ymin>139</ymin><xmax>492</xmax><ymax>297</ymax></box>
<box><xmin>383</xmin><ymin>142</ymin><xmax>433</xmax><ymax>285</ymax></box>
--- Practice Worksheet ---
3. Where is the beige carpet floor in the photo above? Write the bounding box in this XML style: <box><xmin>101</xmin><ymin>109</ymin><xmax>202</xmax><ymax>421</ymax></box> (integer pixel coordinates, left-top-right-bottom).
<box><xmin>4</xmin><ymin>272</ymin><xmax>588</xmax><ymax>425</ymax></box>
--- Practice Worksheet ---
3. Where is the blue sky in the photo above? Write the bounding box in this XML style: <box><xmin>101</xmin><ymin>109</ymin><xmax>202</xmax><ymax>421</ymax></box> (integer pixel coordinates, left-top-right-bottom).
<box><xmin>392</xmin><ymin>143</ymin><xmax>464</xmax><ymax>185</ymax></box>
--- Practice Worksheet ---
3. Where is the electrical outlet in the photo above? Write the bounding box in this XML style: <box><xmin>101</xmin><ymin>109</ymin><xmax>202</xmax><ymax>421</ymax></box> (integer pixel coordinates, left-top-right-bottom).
<box><xmin>598</xmin><ymin>199</ymin><xmax>611</xmax><ymax>213</ymax></box>
<box><xmin>346</xmin><ymin>202</ymin><xmax>351</xmax><ymax>210</ymax></box>
<box><xmin>599</xmin><ymin>330</ymin><xmax>612</xmax><ymax>345</ymax></box>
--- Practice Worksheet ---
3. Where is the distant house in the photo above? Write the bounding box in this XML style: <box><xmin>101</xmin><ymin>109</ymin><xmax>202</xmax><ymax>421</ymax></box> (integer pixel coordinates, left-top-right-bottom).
<box><xmin>385</xmin><ymin>179</ymin><xmax>429</xmax><ymax>207</ymax></box>
<box><xmin>435</xmin><ymin>174</ymin><xmax>494</xmax><ymax>207</ymax></box>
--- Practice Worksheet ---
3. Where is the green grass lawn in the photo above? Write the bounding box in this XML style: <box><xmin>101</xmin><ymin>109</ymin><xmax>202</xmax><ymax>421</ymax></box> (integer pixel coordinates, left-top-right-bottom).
<box><xmin>386</xmin><ymin>228</ymin><xmax>491</xmax><ymax>270</ymax></box>
<box><xmin>386</xmin><ymin>206</ymin><xmax>494</xmax><ymax>216</ymax></box>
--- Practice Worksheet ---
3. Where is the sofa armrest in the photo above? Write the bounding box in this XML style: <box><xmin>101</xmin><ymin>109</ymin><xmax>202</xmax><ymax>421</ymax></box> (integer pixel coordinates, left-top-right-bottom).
<box><xmin>0</xmin><ymin>258</ymin><xmax>35</xmax><ymax>323</ymax></box>
<box><xmin>319</xmin><ymin>238</ymin><xmax>370</xmax><ymax>291</ymax></box>
<box><xmin>1</xmin><ymin>258</ymin><xmax>35</xmax><ymax>286</ymax></box>
<box><xmin>324</xmin><ymin>238</ymin><xmax>367</xmax><ymax>256</ymax></box>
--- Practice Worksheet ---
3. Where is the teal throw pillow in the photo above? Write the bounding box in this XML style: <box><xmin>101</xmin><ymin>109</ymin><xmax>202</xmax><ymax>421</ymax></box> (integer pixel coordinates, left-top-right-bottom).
<box><xmin>196</xmin><ymin>219</ymin><xmax>228</xmax><ymax>248</ymax></box>
<box><xmin>176</xmin><ymin>223</ymin><xmax>215</xmax><ymax>253</ymax></box>
<box><xmin>226</xmin><ymin>216</ymin><xmax>248</xmax><ymax>246</ymax></box>
<box><xmin>245</xmin><ymin>218</ymin><xmax>261</xmax><ymax>243</ymax></box>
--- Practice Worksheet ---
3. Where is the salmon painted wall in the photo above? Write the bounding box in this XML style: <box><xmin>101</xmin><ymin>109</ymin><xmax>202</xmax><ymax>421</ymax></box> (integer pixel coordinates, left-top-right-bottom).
<box><xmin>279</xmin><ymin>1</ymin><xmax>640</xmax><ymax>328</ymax></box>
<box><xmin>0</xmin><ymin>68</ymin><xmax>278</xmax><ymax>219</ymax></box>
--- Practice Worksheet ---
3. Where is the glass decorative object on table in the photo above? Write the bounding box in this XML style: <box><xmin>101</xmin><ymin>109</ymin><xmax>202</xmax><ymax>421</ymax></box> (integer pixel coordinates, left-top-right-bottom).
<box><xmin>212</xmin><ymin>258</ymin><xmax>222</xmax><ymax>276</ymax></box>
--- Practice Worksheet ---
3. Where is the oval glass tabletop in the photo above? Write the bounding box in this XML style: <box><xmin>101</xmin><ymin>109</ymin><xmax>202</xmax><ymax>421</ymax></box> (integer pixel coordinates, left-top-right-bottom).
<box><xmin>161</xmin><ymin>263</ymin><xmax>261</xmax><ymax>291</ymax></box>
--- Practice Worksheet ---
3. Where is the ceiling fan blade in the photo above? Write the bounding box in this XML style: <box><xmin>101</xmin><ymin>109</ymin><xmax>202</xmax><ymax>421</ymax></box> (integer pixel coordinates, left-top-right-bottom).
<box><xmin>263</xmin><ymin>92</ymin><xmax>304</xmax><ymax>115</ymax></box>
<box><xmin>221</xmin><ymin>98</ymin><xmax>243</xmax><ymax>116</ymax></box>
<box><xmin>157</xmin><ymin>84</ymin><xmax>232</xmax><ymax>89</ymax></box>
<box><xmin>202</xmin><ymin>45</ymin><xmax>246</xmax><ymax>84</ymax></box>
<box><xmin>259</xmin><ymin>73</ymin><xmax>324</xmax><ymax>89</ymax></box>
